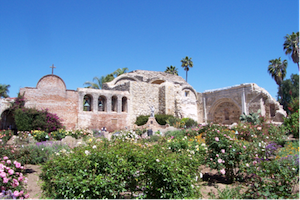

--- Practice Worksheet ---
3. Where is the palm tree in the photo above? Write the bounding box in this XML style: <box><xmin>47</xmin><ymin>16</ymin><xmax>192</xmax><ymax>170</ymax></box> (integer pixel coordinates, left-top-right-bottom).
<box><xmin>84</xmin><ymin>76</ymin><xmax>103</xmax><ymax>89</ymax></box>
<box><xmin>113</xmin><ymin>68</ymin><xmax>129</xmax><ymax>77</ymax></box>
<box><xmin>283</xmin><ymin>32</ymin><xmax>299</xmax><ymax>70</ymax></box>
<box><xmin>165</xmin><ymin>65</ymin><xmax>178</xmax><ymax>75</ymax></box>
<box><xmin>268</xmin><ymin>57</ymin><xmax>288</xmax><ymax>101</ymax></box>
<box><xmin>180</xmin><ymin>56</ymin><xmax>193</xmax><ymax>82</ymax></box>
<box><xmin>0</xmin><ymin>84</ymin><xmax>10</xmax><ymax>98</ymax></box>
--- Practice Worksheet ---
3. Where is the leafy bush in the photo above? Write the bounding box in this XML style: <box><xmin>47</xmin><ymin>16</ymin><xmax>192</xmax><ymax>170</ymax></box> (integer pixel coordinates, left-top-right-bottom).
<box><xmin>154</xmin><ymin>114</ymin><xmax>173</xmax><ymax>125</ymax></box>
<box><xmin>283</xmin><ymin>111</ymin><xmax>299</xmax><ymax>138</ymax></box>
<box><xmin>134</xmin><ymin>115</ymin><xmax>150</xmax><ymax>126</ymax></box>
<box><xmin>0</xmin><ymin>156</ymin><xmax>29</xmax><ymax>199</ymax></box>
<box><xmin>164</xmin><ymin>129</ymin><xmax>185</xmax><ymax>138</ymax></box>
<box><xmin>40</xmin><ymin>140</ymin><xmax>201</xmax><ymax>199</ymax></box>
<box><xmin>287</xmin><ymin>97</ymin><xmax>299</xmax><ymax>114</ymax></box>
<box><xmin>14</xmin><ymin>108</ymin><xmax>63</xmax><ymax>132</ymax></box>
<box><xmin>51</xmin><ymin>129</ymin><xmax>67</xmax><ymax>140</ymax></box>
<box><xmin>181</xmin><ymin>118</ymin><xmax>198</xmax><ymax>128</ymax></box>
<box><xmin>65</xmin><ymin>129</ymin><xmax>93</xmax><ymax>139</ymax></box>
<box><xmin>166</xmin><ymin>116</ymin><xmax>182</xmax><ymax>128</ymax></box>
<box><xmin>239</xmin><ymin>110</ymin><xmax>261</xmax><ymax>125</ymax></box>
<box><xmin>0</xmin><ymin>129</ymin><xmax>13</xmax><ymax>145</ymax></box>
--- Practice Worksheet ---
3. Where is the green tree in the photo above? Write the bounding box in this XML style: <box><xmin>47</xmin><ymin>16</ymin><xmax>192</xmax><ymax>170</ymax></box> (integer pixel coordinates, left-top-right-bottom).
<box><xmin>180</xmin><ymin>56</ymin><xmax>193</xmax><ymax>82</ymax></box>
<box><xmin>277</xmin><ymin>74</ymin><xmax>299</xmax><ymax>113</ymax></box>
<box><xmin>165</xmin><ymin>65</ymin><xmax>178</xmax><ymax>75</ymax></box>
<box><xmin>283</xmin><ymin>32</ymin><xmax>299</xmax><ymax>70</ymax></box>
<box><xmin>268</xmin><ymin>57</ymin><xmax>287</xmax><ymax>101</ymax></box>
<box><xmin>84</xmin><ymin>76</ymin><xmax>103</xmax><ymax>89</ymax></box>
<box><xmin>113</xmin><ymin>67</ymin><xmax>129</xmax><ymax>77</ymax></box>
<box><xmin>0</xmin><ymin>84</ymin><xmax>10</xmax><ymax>98</ymax></box>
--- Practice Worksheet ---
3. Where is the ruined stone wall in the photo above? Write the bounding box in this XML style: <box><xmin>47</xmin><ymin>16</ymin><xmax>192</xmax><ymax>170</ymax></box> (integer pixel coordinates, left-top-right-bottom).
<box><xmin>180</xmin><ymin>88</ymin><xmax>198</xmax><ymax>121</ymax></box>
<box><xmin>129</xmin><ymin>81</ymin><xmax>160</xmax><ymax>126</ymax></box>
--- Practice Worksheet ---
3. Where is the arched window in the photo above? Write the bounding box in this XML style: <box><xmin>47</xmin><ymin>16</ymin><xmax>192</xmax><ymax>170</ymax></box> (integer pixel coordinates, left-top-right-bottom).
<box><xmin>111</xmin><ymin>96</ymin><xmax>118</xmax><ymax>112</ymax></box>
<box><xmin>83</xmin><ymin>95</ymin><xmax>92</xmax><ymax>111</ymax></box>
<box><xmin>122</xmin><ymin>97</ymin><xmax>128</xmax><ymax>112</ymax></box>
<box><xmin>270</xmin><ymin>104</ymin><xmax>276</xmax><ymax>117</ymax></box>
<box><xmin>98</xmin><ymin>96</ymin><xmax>107</xmax><ymax>112</ymax></box>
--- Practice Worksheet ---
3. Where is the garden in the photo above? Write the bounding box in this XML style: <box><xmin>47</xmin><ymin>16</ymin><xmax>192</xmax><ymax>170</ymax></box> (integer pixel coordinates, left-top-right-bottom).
<box><xmin>0</xmin><ymin>109</ymin><xmax>299</xmax><ymax>199</ymax></box>
<box><xmin>0</xmin><ymin>94</ymin><xmax>299</xmax><ymax>199</ymax></box>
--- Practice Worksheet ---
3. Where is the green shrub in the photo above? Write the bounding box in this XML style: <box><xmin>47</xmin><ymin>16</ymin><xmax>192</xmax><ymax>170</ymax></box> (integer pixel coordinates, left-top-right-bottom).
<box><xmin>51</xmin><ymin>129</ymin><xmax>67</xmax><ymax>140</ymax></box>
<box><xmin>239</xmin><ymin>109</ymin><xmax>261</xmax><ymax>125</ymax></box>
<box><xmin>283</xmin><ymin>111</ymin><xmax>299</xmax><ymax>138</ymax></box>
<box><xmin>40</xmin><ymin>140</ymin><xmax>201</xmax><ymax>199</ymax></box>
<box><xmin>14</xmin><ymin>108</ymin><xmax>63</xmax><ymax>132</ymax></box>
<box><xmin>164</xmin><ymin>129</ymin><xmax>185</xmax><ymax>138</ymax></box>
<box><xmin>154</xmin><ymin>114</ymin><xmax>173</xmax><ymax>125</ymax></box>
<box><xmin>166</xmin><ymin>116</ymin><xmax>182</xmax><ymax>128</ymax></box>
<box><xmin>181</xmin><ymin>118</ymin><xmax>198</xmax><ymax>128</ymax></box>
<box><xmin>134</xmin><ymin>115</ymin><xmax>150</xmax><ymax>126</ymax></box>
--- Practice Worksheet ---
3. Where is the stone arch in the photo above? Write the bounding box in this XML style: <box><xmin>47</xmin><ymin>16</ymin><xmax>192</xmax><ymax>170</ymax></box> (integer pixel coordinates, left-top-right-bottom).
<box><xmin>181</xmin><ymin>86</ymin><xmax>197</xmax><ymax>99</ymax></box>
<box><xmin>208</xmin><ymin>98</ymin><xmax>241</xmax><ymax>124</ymax></box>
<box><xmin>122</xmin><ymin>96</ymin><xmax>128</xmax><ymax>112</ymax></box>
<box><xmin>98</xmin><ymin>95</ymin><xmax>107</xmax><ymax>112</ymax></box>
<box><xmin>113</xmin><ymin>76</ymin><xmax>140</xmax><ymax>85</ymax></box>
<box><xmin>83</xmin><ymin>94</ymin><xmax>93</xmax><ymax>111</ymax></box>
<box><xmin>111</xmin><ymin>95</ymin><xmax>118</xmax><ymax>112</ymax></box>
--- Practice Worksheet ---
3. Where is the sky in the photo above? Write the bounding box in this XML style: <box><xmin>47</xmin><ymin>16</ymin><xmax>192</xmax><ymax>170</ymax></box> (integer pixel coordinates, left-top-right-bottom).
<box><xmin>0</xmin><ymin>0</ymin><xmax>299</xmax><ymax>99</ymax></box>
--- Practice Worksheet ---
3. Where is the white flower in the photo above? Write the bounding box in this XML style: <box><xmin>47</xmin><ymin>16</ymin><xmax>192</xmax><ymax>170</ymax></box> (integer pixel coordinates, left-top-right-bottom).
<box><xmin>85</xmin><ymin>150</ymin><xmax>90</xmax><ymax>155</ymax></box>
<box><xmin>199</xmin><ymin>172</ymin><xmax>203</xmax><ymax>179</ymax></box>
<box><xmin>55</xmin><ymin>153</ymin><xmax>60</xmax><ymax>156</ymax></box>
<box><xmin>201</xmin><ymin>143</ymin><xmax>206</xmax><ymax>146</ymax></box>
<box><xmin>92</xmin><ymin>145</ymin><xmax>97</xmax><ymax>149</ymax></box>
<box><xmin>156</xmin><ymin>159</ymin><xmax>160</xmax><ymax>162</ymax></box>
<box><xmin>190</xmin><ymin>150</ymin><xmax>195</xmax><ymax>154</ymax></box>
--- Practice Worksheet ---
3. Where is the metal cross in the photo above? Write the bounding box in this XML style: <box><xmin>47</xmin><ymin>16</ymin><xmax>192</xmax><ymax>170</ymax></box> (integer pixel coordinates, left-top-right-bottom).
<box><xmin>50</xmin><ymin>64</ymin><xmax>56</xmax><ymax>74</ymax></box>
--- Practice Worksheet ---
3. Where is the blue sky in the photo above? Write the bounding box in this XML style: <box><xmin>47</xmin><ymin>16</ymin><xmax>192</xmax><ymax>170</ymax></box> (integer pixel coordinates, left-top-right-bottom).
<box><xmin>0</xmin><ymin>0</ymin><xmax>299</xmax><ymax>99</ymax></box>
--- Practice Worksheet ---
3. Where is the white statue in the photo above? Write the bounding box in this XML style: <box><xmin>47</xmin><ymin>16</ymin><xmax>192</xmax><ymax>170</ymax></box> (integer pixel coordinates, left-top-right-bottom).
<box><xmin>150</xmin><ymin>106</ymin><xmax>155</xmax><ymax>117</ymax></box>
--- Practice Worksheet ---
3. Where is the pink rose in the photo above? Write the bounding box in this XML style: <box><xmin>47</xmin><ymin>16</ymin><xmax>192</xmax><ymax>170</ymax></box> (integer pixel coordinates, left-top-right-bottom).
<box><xmin>216</xmin><ymin>154</ymin><xmax>219</xmax><ymax>157</ymax></box>
<box><xmin>243</xmin><ymin>145</ymin><xmax>246</xmax><ymax>149</ymax></box>
<box><xmin>24</xmin><ymin>193</ymin><xmax>30</xmax><ymax>198</ymax></box>
<box><xmin>210</xmin><ymin>158</ymin><xmax>213</xmax><ymax>161</ymax></box>
<box><xmin>8</xmin><ymin>169</ymin><xmax>14</xmax><ymax>175</ymax></box>
<box><xmin>0</xmin><ymin>171</ymin><xmax>6</xmax><ymax>178</ymax></box>
<box><xmin>3</xmin><ymin>156</ymin><xmax>8</xmax><ymax>160</ymax></box>
<box><xmin>253</xmin><ymin>161</ymin><xmax>257</xmax><ymax>165</ymax></box>
<box><xmin>246</xmin><ymin>163</ymin><xmax>249</xmax><ymax>167</ymax></box>
<box><xmin>218</xmin><ymin>159</ymin><xmax>223</xmax><ymax>163</ymax></box>
<box><xmin>13</xmin><ymin>191</ymin><xmax>19</xmax><ymax>197</ymax></box>
<box><xmin>15</xmin><ymin>162</ymin><xmax>21</xmax><ymax>169</ymax></box>
<box><xmin>19</xmin><ymin>190</ymin><xmax>24</xmax><ymax>195</ymax></box>
<box><xmin>215</xmin><ymin>137</ymin><xmax>219</xmax><ymax>142</ymax></box>
<box><xmin>217</xmin><ymin>130</ymin><xmax>220</xmax><ymax>133</ymax></box>
<box><xmin>221</xmin><ymin>149</ymin><xmax>225</xmax><ymax>153</ymax></box>
<box><xmin>3</xmin><ymin>177</ymin><xmax>9</xmax><ymax>183</ymax></box>
<box><xmin>220</xmin><ymin>168</ymin><xmax>226</xmax><ymax>175</ymax></box>
<box><xmin>6</xmin><ymin>160</ymin><xmax>11</xmax><ymax>164</ymax></box>
<box><xmin>12</xmin><ymin>179</ymin><xmax>19</xmax><ymax>187</ymax></box>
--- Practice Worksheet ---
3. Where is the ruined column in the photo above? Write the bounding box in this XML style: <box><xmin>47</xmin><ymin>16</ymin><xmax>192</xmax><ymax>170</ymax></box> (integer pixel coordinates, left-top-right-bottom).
<box><xmin>241</xmin><ymin>88</ymin><xmax>247</xmax><ymax>115</ymax></box>
<box><xmin>203</xmin><ymin>97</ymin><xmax>207</xmax><ymax>123</ymax></box>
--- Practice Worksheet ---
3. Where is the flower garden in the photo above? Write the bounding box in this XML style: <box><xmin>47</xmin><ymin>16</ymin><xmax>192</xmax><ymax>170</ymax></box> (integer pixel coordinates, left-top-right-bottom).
<box><xmin>0</xmin><ymin>117</ymin><xmax>299</xmax><ymax>199</ymax></box>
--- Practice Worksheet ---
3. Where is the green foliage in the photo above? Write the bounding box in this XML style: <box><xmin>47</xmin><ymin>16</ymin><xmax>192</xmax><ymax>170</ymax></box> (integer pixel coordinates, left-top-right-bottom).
<box><xmin>134</xmin><ymin>115</ymin><xmax>149</xmax><ymax>126</ymax></box>
<box><xmin>66</xmin><ymin>129</ymin><xmax>93</xmax><ymax>139</ymax></box>
<box><xmin>0</xmin><ymin>129</ymin><xmax>13</xmax><ymax>145</ymax></box>
<box><xmin>181</xmin><ymin>117</ymin><xmax>198</xmax><ymax>128</ymax></box>
<box><xmin>40</xmin><ymin>140</ymin><xmax>201</xmax><ymax>199</ymax></box>
<box><xmin>283</xmin><ymin>111</ymin><xmax>299</xmax><ymax>138</ymax></box>
<box><xmin>205</xmin><ymin>124</ymin><xmax>251</xmax><ymax>183</ymax></box>
<box><xmin>154</xmin><ymin>114</ymin><xmax>173</xmax><ymax>125</ymax></box>
<box><xmin>0</xmin><ymin>83</ymin><xmax>10</xmax><ymax>98</ymax></box>
<box><xmin>243</xmin><ymin>156</ymin><xmax>299</xmax><ymax>199</ymax></box>
<box><xmin>14</xmin><ymin>108</ymin><xmax>63</xmax><ymax>132</ymax></box>
<box><xmin>51</xmin><ymin>129</ymin><xmax>67</xmax><ymax>140</ymax></box>
<box><xmin>288</xmin><ymin>97</ymin><xmax>300</xmax><ymax>114</ymax></box>
<box><xmin>165</xmin><ymin>65</ymin><xmax>178</xmax><ymax>75</ymax></box>
<box><xmin>164</xmin><ymin>129</ymin><xmax>185</xmax><ymax>138</ymax></box>
<box><xmin>278</xmin><ymin>74</ymin><xmax>299</xmax><ymax>113</ymax></box>
<box><xmin>239</xmin><ymin>109</ymin><xmax>261</xmax><ymax>125</ymax></box>
<box><xmin>166</xmin><ymin>116</ymin><xmax>182</xmax><ymax>128</ymax></box>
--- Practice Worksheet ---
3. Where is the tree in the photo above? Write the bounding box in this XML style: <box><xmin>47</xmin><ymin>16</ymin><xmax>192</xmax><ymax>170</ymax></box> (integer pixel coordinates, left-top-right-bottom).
<box><xmin>113</xmin><ymin>68</ymin><xmax>129</xmax><ymax>77</ymax></box>
<box><xmin>180</xmin><ymin>56</ymin><xmax>193</xmax><ymax>82</ymax></box>
<box><xmin>84</xmin><ymin>76</ymin><xmax>103</xmax><ymax>89</ymax></box>
<box><xmin>283</xmin><ymin>32</ymin><xmax>299</xmax><ymax>70</ymax></box>
<box><xmin>268</xmin><ymin>57</ymin><xmax>287</xmax><ymax>101</ymax></box>
<box><xmin>0</xmin><ymin>84</ymin><xmax>10</xmax><ymax>98</ymax></box>
<box><xmin>165</xmin><ymin>65</ymin><xmax>178</xmax><ymax>75</ymax></box>
<box><xmin>277</xmin><ymin>74</ymin><xmax>299</xmax><ymax>114</ymax></box>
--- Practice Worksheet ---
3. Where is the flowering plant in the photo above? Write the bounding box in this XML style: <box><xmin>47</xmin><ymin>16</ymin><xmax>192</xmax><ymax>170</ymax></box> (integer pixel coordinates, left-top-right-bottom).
<box><xmin>0</xmin><ymin>156</ymin><xmax>29</xmax><ymax>199</ymax></box>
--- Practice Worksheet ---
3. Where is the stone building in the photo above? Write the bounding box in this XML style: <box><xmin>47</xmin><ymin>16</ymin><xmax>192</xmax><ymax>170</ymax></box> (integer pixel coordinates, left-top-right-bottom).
<box><xmin>0</xmin><ymin>70</ymin><xmax>286</xmax><ymax>132</ymax></box>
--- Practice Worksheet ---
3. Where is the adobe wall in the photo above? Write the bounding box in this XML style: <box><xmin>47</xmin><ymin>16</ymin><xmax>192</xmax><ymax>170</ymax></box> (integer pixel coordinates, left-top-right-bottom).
<box><xmin>19</xmin><ymin>75</ymin><xmax>79</xmax><ymax>130</ymax></box>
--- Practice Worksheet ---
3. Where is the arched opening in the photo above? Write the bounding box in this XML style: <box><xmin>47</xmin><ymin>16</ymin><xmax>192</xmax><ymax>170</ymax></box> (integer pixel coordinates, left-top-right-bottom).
<box><xmin>122</xmin><ymin>97</ymin><xmax>128</xmax><ymax>112</ymax></box>
<box><xmin>0</xmin><ymin>110</ymin><xmax>16</xmax><ymax>132</ymax></box>
<box><xmin>212</xmin><ymin>101</ymin><xmax>241</xmax><ymax>124</ymax></box>
<box><xmin>83</xmin><ymin>95</ymin><xmax>92</xmax><ymax>111</ymax></box>
<box><xmin>151</xmin><ymin>80</ymin><xmax>165</xmax><ymax>85</ymax></box>
<box><xmin>98</xmin><ymin>96</ymin><xmax>107</xmax><ymax>112</ymax></box>
<box><xmin>111</xmin><ymin>96</ymin><xmax>118</xmax><ymax>112</ymax></box>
